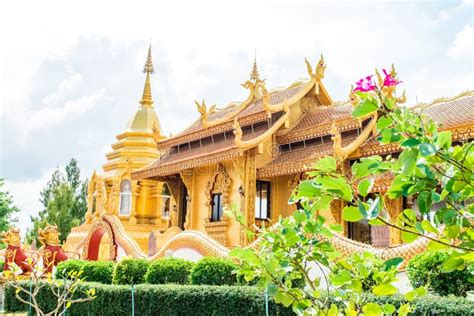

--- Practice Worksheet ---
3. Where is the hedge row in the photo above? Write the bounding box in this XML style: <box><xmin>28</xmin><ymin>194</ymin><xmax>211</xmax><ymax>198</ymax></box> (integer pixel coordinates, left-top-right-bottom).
<box><xmin>5</xmin><ymin>282</ymin><xmax>474</xmax><ymax>316</ymax></box>
<box><xmin>4</xmin><ymin>282</ymin><xmax>293</xmax><ymax>316</ymax></box>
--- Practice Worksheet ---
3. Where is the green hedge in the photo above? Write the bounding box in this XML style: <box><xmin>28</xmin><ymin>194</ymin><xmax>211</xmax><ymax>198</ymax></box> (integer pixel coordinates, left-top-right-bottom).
<box><xmin>55</xmin><ymin>259</ymin><xmax>86</xmax><ymax>279</ymax></box>
<box><xmin>145</xmin><ymin>257</ymin><xmax>193</xmax><ymax>284</ymax></box>
<box><xmin>80</xmin><ymin>261</ymin><xmax>114</xmax><ymax>284</ymax></box>
<box><xmin>190</xmin><ymin>257</ymin><xmax>238</xmax><ymax>286</ymax></box>
<box><xmin>112</xmin><ymin>258</ymin><xmax>149</xmax><ymax>285</ymax></box>
<box><xmin>4</xmin><ymin>282</ymin><xmax>293</xmax><ymax>316</ymax></box>
<box><xmin>407</xmin><ymin>250</ymin><xmax>473</xmax><ymax>296</ymax></box>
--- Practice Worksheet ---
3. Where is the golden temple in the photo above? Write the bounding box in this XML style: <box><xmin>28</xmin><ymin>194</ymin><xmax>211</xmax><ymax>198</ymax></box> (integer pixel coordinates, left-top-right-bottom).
<box><xmin>64</xmin><ymin>46</ymin><xmax>474</xmax><ymax>263</ymax></box>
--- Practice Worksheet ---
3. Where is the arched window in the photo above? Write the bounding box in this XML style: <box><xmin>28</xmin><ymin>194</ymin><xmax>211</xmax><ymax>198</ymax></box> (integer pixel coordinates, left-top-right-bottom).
<box><xmin>119</xmin><ymin>180</ymin><xmax>132</xmax><ymax>215</ymax></box>
<box><xmin>161</xmin><ymin>184</ymin><xmax>171</xmax><ymax>218</ymax></box>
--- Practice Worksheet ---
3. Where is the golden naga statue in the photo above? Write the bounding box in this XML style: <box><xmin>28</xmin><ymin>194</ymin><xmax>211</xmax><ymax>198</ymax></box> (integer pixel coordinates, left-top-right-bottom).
<box><xmin>305</xmin><ymin>54</ymin><xmax>326</xmax><ymax>94</ymax></box>
<box><xmin>38</xmin><ymin>225</ymin><xmax>68</xmax><ymax>273</ymax></box>
<box><xmin>1</xmin><ymin>227</ymin><xmax>35</xmax><ymax>274</ymax></box>
<box><xmin>375</xmin><ymin>65</ymin><xmax>407</xmax><ymax>104</ymax></box>
<box><xmin>195</xmin><ymin>99</ymin><xmax>217</xmax><ymax>127</ymax></box>
<box><xmin>241</xmin><ymin>77</ymin><xmax>266</xmax><ymax>99</ymax></box>
<box><xmin>331</xmin><ymin>111</ymin><xmax>378</xmax><ymax>162</ymax></box>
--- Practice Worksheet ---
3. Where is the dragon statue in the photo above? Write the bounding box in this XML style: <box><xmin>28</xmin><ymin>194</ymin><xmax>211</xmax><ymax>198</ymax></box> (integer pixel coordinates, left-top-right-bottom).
<box><xmin>1</xmin><ymin>227</ymin><xmax>35</xmax><ymax>275</ymax></box>
<box><xmin>195</xmin><ymin>99</ymin><xmax>217</xmax><ymax>127</ymax></box>
<box><xmin>38</xmin><ymin>225</ymin><xmax>69</xmax><ymax>273</ymax></box>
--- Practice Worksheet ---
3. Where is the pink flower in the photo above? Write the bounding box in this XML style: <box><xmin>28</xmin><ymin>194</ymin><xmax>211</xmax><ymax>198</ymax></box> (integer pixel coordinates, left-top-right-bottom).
<box><xmin>353</xmin><ymin>75</ymin><xmax>375</xmax><ymax>92</ymax></box>
<box><xmin>382</xmin><ymin>69</ymin><xmax>401</xmax><ymax>86</ymax></box>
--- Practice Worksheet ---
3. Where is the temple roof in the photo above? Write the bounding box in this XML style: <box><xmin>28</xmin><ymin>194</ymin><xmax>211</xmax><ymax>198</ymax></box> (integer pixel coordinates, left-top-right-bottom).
<box><xmin>157</xmin><ymin>82</ymin><xmax>309</xmax><ymax>149</ymax></box>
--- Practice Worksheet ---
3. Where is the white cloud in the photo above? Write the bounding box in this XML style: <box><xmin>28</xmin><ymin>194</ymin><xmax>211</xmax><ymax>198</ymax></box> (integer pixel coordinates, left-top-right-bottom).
<box><xmin>448</xmin><ymin>24</ymin><xmax>474</xmax><ymax>59</ymax></box>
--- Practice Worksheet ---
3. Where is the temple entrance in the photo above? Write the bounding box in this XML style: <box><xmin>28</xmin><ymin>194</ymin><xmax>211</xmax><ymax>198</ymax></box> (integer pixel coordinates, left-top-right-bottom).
<box><xmin>87</xmin><ymin>225</ymin><xmax>116</xmax><ymax>261</ymax></box>
<box><xmin>179</xmin><ymin>185</ymin><xmax>188</xmax><ymax>230</ymax></box>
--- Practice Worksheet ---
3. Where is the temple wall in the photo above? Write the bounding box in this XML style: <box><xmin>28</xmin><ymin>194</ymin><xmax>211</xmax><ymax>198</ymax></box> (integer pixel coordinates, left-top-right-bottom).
<box><xmin>189</xmin><ymin>161</ymin><xmax>242</xmax><ymax>248</ymax></box>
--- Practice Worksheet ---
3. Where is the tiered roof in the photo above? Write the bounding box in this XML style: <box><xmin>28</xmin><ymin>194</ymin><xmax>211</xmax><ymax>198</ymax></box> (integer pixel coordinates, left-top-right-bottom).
<box><xmin>132</xmin><ymin>58</ymin><xmax>474</xmax><ymax>181</ymax></box>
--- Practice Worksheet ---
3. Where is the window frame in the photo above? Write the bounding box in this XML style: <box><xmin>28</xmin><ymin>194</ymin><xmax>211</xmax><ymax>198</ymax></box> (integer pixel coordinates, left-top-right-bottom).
<box><xmin>210</xmin><ymin>193</ymin><xmax>223</xmax><ymax>222</ymax></box>
<box><xmin>255</xmin><ymin>180</ymin><xmax>271</xmax><ymax>220</ymax></box>
<box><xmin>118</xmin><ymin>179</ymin><xmax>132</xmax><ymax>216</ymax></box>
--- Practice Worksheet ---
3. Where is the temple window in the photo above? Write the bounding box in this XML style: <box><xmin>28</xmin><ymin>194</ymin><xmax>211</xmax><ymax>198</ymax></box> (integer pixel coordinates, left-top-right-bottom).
<box><xmin>211</xmin><ymin>193</ymin><xmax>223</xmax><ymax>222</ymax></box>
<box><xmin>255</xmin><ymin>180</ymin><xmax>271</xmax><ymax>220</ymax></box>
<box><xmin>119</xmin><ymin>179</ymin><xmax>132</xmax><ymax>215</ymax></box>
<box><xmin>161</xmin><ymin>184</ymin><xmax>171</xmax><ymax>218</ymax></box>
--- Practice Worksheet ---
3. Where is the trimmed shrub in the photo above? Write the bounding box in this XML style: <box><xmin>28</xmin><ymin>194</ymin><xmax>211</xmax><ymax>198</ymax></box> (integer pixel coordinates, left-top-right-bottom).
<box><xmin>145</xmin><ymin>257</ymin><xmax>194</xmax><ymax>284</ymax></box>
<box><xmin>112</xmin><ymin>258</ymin><xmax>149</xmax><ymax>285</ymax></box>
<box><xmin>80</xmin><ymin>261</ymin><xmax>114</xmax><ymax>284</ymax></box>
<box><xmin>191</xmin><ymin>257</ymin><xmax>237</xmax><ymax>286</ymax></box>
<box><xmin>4</xmin><ymin>282</ymin><xmax>293</xmax><ymax>316</ymax></box>
<box><xmin>407</xmin><ymin>251</ymin><xmax>472</xmax><ymax>296</ymax></box>
<box><xmin>55</xmin><ymin>259</ymin><xmax>85</xmax><ymax>279</ymax></box>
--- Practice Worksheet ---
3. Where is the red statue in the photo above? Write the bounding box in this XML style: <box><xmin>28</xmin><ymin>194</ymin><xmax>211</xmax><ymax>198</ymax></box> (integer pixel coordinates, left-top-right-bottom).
<box><xmin>1</xmin><ymin>227</ymin><xmax>35</xmax><ymax>274</ymax></box>
<box><xmin>38</xmin><ymin>225</ymin><xmax>68</xmax><ymax>273</ymax></box>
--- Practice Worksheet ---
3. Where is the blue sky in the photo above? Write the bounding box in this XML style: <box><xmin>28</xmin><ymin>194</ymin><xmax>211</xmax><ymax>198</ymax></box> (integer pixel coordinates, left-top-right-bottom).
<box><xmin>0</xmin><ymin>0</ymin><xmax>472</xmax><ymax>233</ymax></box>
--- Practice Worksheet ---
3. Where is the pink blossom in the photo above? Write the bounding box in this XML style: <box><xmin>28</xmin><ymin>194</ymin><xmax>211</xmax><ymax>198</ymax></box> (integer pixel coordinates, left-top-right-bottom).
<box><xmin>382</xmin><ymin>69</ymin><xmax>401</xmax><ymax>86</ymax></box>
<box><xmin>353</xmin><ymin>75</ymin><xmax>375</xmax><ymax>92</ymax></box>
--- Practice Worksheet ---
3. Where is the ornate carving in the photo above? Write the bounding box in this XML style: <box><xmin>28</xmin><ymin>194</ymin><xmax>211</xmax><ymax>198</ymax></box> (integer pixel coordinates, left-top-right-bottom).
<box><xmin>85</xmin><ymin>170</ymin><xmax>107</xmax><ymax>222</ymax></box>
<box><xmin>305</xmin><ymin>54</ymin><xmax>326</xmax><ymax>94</ymax></box>
<box><xmin>204</xmin><ymin>164</ymin><xmax>232</xmax><ymax>212</ymax></box>
<box><xmin>195</xmin><ymin>99</ymin><xmax>217</xmax><ymax>128</ymax></box>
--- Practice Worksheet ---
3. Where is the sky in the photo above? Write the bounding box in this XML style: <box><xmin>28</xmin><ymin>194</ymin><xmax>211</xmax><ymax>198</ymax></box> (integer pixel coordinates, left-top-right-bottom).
<box><xmin>0</xmin><ymin>0</ymin><xmax>473</xmax><ymax>234</ymax></box>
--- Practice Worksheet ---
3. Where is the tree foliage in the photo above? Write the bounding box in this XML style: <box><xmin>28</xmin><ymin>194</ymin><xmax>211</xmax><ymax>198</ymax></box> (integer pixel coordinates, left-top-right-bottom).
<box><xmin>231</xmin><ymin>67</ymin><xmax>473</xmax><ymax>315</ymax></box>
<box><xmin>27</xmin><ymin>158</ymin><xmax>88</xmax><ymax>244</ymax></box>
<box><xmin>0</xmin><ymin>179</ymin><xmax>20</xmax><ymax>247</ymax></box>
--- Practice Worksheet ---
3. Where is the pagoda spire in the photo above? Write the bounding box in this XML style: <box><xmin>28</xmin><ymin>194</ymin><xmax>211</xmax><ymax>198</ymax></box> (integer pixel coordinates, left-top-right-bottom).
<box><xmin>250</xmin><ymin>50</ymin><xmax>261</xmax><ymax>82</ymax></box>
<box><xmin>140</xmin><ymin>44</ymin><xmax>155</xmax><ymax>107</ymax></box>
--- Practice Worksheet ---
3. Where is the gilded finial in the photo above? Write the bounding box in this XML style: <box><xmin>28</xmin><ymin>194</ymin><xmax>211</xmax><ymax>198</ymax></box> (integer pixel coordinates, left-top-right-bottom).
<box><xmin>140</xmin><ymin>43</ymin><xmax>155</xmax><ymax>107</ymax></box>
<box><xmin>250</xmin><ymin>50</ymin><xmax>260</xmax><ymax>82</ymax></box>
<box><xmin>143</xmin><ymin>43</ymin><xmax>155</xmax><ymax>74</ymax></box>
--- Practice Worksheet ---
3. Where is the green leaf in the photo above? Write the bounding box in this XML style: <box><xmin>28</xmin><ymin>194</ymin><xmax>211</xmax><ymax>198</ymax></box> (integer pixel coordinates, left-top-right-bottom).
<box><xmin>426</xmin><ymin>240</ymin><xmax>448</xmax><ymax>250</ymax></box>
<box><xmin>343</xmin><ymin>206</ymin><xmax>363</xmax><ymax>222</ymax></box>
<box><xmin>398</xmin><ymin>303</ymin><xmax>410</xmax><ymax>316</ymax></box>
<box><xmin>401</xmin><ymin>138</ymin><xmax>421</xmax><ymax>148</ymax></box>
<box><xmin>436</xmin><ymin>131</ymin><xmax>452</xmax><ymax>150</ymax></box>
<box><xmin>372</xmin><ymin>283</ymin><xmax>397</xmax><ymax>296</ymax></box>
<box><xmin>273</xmin><ymin>291</ymin><xmax>293</xmax><ymax>307</ymax></box>
<box><xmin>295</xmin><ymin>180</ymin><xmax>320</xmax><ymax>199</ymax></box>
<box><xmin>416</xmin><ymin>191</ymin><xmax>432</xmax><ymax>214</ymax></box>
<box><xmin>421</xmin><ymin>220</ymin><xmax>437</xmax><ymax>234</ymax></box>
<box><xmin>331</xmin><ymin>270</ymin><xmax>352</xmax><ymax>285</ymax></box>
<box><xmin>328</xmin><ymin>304</ymin><xmax>339</xmax><ymax>316</ymax></box>
<box><xmin>316</xmin><ymin>156</ymin><xmax>337</xmax><ymax>172</ymax></box>
<box><xmin>353</xmin><ymin>99</ymin><xmax>379</xmax><ymax>118</ymax></box>
<box><xmin>329</xmin><ymin>224</ymin><xmax>343</xmax><ymax>232</ymax></box>
<box><xmin>441</xmin><ymin>256</ymin><xmax>464</xmax><ymax>272</ymax></box>
<box><xmin>362</xmin><ymin>303</ymin><xmax>383</xmax><ymax>316</ymax></box>
<box><xmin>383</xmin><ymin>257</ymin><xmax>403</xmax><ymax>271</ymax></box>
<box><xmin>383</xmin><ymin>303</ymin><xmax>396</xmax><ymax>315</ymax></box>
<box><xmin>376</xmin><ymin>116</ymin><xmax>393</xmax><ymax>131</ymax></box>
<box><xmin>358</xmin><ymin>178</ymin><xmax>374</xmax><ymax>197</ymax></box>
<box><xmin>419</xmin><ymin>143</ymin><xmax>437</xmax><ymax>157</ymax></box>
<box><xmin>314</xmin><ymin>195</ymin><xmax>333</xmax><ymax>210</ymax></box>
<box><xmin>401</xmin><ymin>231</ymin><xmax>419</xmax><ymax>243</ymax></box>
<box><xmin>318</xmin><ymin>176</ymin><xmax>353</xmax><ymax>201</ymax></box>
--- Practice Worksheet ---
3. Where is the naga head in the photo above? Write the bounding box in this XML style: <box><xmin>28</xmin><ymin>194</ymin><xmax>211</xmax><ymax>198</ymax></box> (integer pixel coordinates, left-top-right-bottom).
<box><xmin>1</xmin><ymin>227</ymin><xmax>21</xmax><ymax>247</ymax></box>
<box><xmin>316</xmin><ymin>54</ymin><xmax>326</xmax><ymax>80</ymax></box>
<box><xmin>38</xmin><ymin>225</ymin><xmax>60</xmax><ymax>247</ymax></box>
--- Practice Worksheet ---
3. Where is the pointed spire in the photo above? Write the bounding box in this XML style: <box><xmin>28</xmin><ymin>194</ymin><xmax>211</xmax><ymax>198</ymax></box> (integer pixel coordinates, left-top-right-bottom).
<box><xmin>140</xmin><ymin>43</ymin><xmax>154</xmax><ymax>107</ymax></box>
<box><xmin>250</xmin><ymin>49</ymin><xmax>260</xmax><ymax>82</ymax></box>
